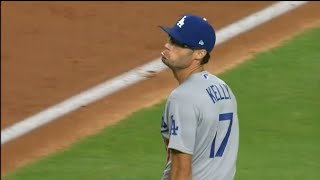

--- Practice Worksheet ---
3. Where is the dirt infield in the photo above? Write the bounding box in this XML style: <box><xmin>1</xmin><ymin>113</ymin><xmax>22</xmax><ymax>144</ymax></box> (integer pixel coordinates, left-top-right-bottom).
<box><xmin>2</xmin><ymin>2</ymin><xmax>320</xmax><ymax>175</ymax></box>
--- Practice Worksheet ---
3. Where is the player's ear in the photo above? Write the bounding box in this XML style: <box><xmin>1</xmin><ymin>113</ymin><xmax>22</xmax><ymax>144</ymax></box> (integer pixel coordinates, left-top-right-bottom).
<box><xmin>194</xmin><ymin>49</ymin><xmax>207</xmax><ymax>60</ymax></box>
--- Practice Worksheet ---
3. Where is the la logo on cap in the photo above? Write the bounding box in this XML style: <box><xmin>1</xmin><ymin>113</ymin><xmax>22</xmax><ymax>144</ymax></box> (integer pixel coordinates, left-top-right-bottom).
<box><xmin>177</xmin><ymin>16</ymin><xmax>187</xmax><ymax>28</ymax></box>
<box><xmin>199</xmin><ymin>40</ymin><xmax>204</xmax><ymax>45</ymax></box>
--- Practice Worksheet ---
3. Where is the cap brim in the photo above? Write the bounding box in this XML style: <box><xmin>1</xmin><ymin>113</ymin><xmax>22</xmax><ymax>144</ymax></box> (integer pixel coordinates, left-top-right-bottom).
<box><xmin>159</xmin><ymin>26</ymin><xmax>172</xmax><ymax>35</ymax></box>
<box><xmin>160</xmin><ymin>26</ymin><xmax>198</xmax><ymax>50</ymax></box>
<box><xmin>159</xmin><ymin>25</ymin><xmax>181</xmax><ymax>41</ymax></box>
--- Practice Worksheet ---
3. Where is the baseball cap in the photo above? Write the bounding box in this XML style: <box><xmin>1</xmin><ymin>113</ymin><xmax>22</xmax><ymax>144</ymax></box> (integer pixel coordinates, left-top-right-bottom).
<box><xmin>159</xmin><ymin>14</ymin><xmax>216</xmax><ymax>53</ymax></box>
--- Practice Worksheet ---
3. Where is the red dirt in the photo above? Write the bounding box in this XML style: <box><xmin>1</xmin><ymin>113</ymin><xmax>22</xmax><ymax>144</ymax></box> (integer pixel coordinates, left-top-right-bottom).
<box><xmin>1</xmin><ymin>2</ymin><xmax>320</xmax><ymax>175</ymax></box>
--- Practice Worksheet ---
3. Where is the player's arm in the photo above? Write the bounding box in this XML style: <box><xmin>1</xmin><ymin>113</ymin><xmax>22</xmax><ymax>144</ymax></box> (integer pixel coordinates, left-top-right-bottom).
<box><xmin>166</xmin><ymin>96</ymin><xmax>198</xmax><ymax>180</ymax></box>
<box><xmin>169</xmin><ymin>149</ymin><xmax>192</xmax><ymax>180</ymax></box>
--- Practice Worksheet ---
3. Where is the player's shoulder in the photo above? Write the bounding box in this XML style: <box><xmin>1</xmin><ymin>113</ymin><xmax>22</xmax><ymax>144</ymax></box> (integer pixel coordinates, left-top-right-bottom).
<box><xmin>168</xmin><ymin>82</ymin><xmax>195</xmax><ymax>103</ymax></box>
<box><xmin>169</xmin><ymin>71</ymin><xmax>213</xmax><ymax>100</ymax></box>
<box><xmin>204</xmin><ymin>71</ymin><xmax>227</xmax><ymax>84</ymax></box>
<box><xmin>168</xmin><ymin>87</ymin><xmax>188</xmax><ymax>102</ymax></box>
<box><xmin>169</xmin><ymin>71</ymin><xmax>233</xmax><ymax>100</ymax></box>
<box><xmin>207</xmin><ymin>72</ymin><xmax>233</xmax><ymax>89</ymax></box>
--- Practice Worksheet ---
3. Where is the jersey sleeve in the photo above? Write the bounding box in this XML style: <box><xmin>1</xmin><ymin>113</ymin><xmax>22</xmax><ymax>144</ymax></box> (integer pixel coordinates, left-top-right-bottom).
<box><xmin>166</xmin><ymin>97</ymin><xmax>198</xmax><ymax>155</ymax></box>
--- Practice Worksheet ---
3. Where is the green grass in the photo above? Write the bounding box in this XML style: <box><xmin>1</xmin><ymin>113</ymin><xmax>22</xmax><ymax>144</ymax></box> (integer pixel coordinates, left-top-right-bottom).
<box><xmin>221</xmin><ymin>27</ymin><xmax>320</xmax><ymax>180</ymax></box>
<box><xmin>3</xmin><ymin>105</ymin><xmax>168</xmax><ymax>180</ymax></box>
<box><xmin>3</xmin><ymin>27</ymin><xmax>320</xmax><ymax>180</ymax></box>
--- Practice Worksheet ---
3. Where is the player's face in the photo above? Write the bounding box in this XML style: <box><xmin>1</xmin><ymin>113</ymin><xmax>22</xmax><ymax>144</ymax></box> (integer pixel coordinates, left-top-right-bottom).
<box><xmin>161</xmin><ymin>37</ymin><xmax>196</xmax><ymax>70</ymax></box>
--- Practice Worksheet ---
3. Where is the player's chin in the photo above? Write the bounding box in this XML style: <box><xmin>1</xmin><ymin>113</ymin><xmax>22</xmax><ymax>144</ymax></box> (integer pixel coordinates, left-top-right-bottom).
<box><xmin>162</xmin><ymin>60</ymin><xmax>176</xmax><ymax>70</ymax></box>
<box><xmin>161</xmin><ymin>57</ymin><xmax>169</xmax><ymax>65</ymax></box>
<box><xmin>162</xmin><ymin>58</ymin><xmax>173</xmax><ymax>67</ymax></box>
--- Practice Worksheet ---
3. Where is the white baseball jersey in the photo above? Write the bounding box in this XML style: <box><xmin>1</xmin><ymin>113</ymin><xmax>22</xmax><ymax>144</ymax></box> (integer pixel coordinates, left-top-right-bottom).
<box><xmin>160</xmin><ymin>71</ymin><xmax>239</xmax><ymax>180</ymax></box>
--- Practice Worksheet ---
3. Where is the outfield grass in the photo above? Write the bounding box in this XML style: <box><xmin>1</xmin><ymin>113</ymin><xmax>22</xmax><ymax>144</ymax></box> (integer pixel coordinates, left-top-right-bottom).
<box><xmin>3</xmin><ymin>27</ymin><xmax>320</xmax><ymax>180</ymax></box>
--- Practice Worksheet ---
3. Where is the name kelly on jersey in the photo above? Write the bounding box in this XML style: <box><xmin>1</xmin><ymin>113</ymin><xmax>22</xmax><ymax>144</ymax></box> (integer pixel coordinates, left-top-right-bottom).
<box><xmin>206</xmin><ymin>84</ymin><xmax>231</xmax><ymax>104</ymax></box>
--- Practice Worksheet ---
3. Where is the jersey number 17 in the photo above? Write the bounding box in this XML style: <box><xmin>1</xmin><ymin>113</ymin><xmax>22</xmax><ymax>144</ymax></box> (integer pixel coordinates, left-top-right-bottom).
<box><xmin>210</xmin><ymin>112</ymin><xmax>233</xmax><ymax>158</ymax></box>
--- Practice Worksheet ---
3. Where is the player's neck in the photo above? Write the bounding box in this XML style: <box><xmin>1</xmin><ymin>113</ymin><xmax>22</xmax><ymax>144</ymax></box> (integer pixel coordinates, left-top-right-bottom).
<box><xmin>173</xmin><ymin>65</ymin><xmax>204</xmax><ymax>85</ymax></box>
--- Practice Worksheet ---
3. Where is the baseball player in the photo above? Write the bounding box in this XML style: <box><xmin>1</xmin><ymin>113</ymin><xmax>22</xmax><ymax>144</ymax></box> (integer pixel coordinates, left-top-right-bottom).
<box><xmin>159</xmin><ymin>14</ymin><xmax>239</xmax><ymax>180</ymax></box>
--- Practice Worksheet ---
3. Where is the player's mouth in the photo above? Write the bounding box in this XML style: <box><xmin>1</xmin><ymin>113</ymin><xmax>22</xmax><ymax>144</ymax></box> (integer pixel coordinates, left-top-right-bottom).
<box><xmin>161</xmin><ymin>51</ymin><xmax>168</xmax><ymax>60</ymax></box>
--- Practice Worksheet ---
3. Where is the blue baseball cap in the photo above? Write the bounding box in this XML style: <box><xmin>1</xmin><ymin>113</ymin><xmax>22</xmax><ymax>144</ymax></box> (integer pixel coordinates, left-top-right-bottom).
<box><xmin>159</xmin><ymin>14</ymin><xmax>216</xmax><ymax>53</ymax></box>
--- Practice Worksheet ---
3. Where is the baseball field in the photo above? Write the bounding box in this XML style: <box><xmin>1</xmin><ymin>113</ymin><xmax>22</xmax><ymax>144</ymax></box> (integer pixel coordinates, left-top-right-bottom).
<box><xmin>3</xmin><ymin>25</ymin><xmax>320</xmax><ymax>180</ymax></box>
<box><xmin>2</xmin><ymin>2</ymin><xmax>320</xmax><ymax>180</ymax></box>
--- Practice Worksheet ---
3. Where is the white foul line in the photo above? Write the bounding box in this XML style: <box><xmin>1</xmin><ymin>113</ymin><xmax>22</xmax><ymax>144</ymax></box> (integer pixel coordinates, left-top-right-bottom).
<box><xmin>1</xmin><ymin>1</ymin><xmax>308</xmax><ymax>145</ymax></box>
